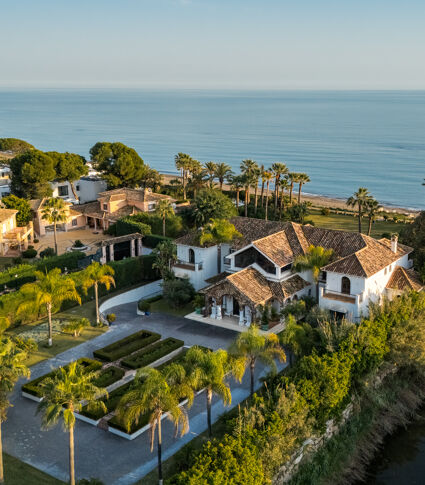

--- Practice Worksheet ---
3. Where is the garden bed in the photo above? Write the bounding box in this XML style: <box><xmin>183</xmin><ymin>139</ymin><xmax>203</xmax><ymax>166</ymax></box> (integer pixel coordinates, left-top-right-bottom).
<box><xmin>93</xmin><ymin>366</ymin><xmax>125</xmax><ymax>388</ymax></box>
<box><xmin>93</xmin><ymin>329</ymin><xmax>161</xmax><ymax>362</ymax></box>
<box><xmin>121</xmin><ymin>338</ymin><xmax>184</xmax><ymax>370</ymax></box>
<box><xmin>21</xmin><ymin>357</ymin><xmax>102</xmax><ymax>399</ymax></box>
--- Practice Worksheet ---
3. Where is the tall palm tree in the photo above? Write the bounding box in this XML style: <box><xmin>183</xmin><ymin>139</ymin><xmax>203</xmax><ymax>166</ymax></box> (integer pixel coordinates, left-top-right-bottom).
<box><xmin>230</xmin><ymin>325</ymin><xmax>285</xmax><ymax>396</ymax></box>
<box><xmin>240</xmin><ymin>159</ymin><xmax>259</xmax><ymax>217</ymax></box>
<box><xmin>262</xmin><ymin>171</ymin><xmax>273</xmax><ymax>220</ymax></box>
<box><xmin>287</xmin><ymin>173</ymin><xmax>300</xmax><ymax>205</ymax></box>
<box><xmin>365</xmin><ymin>197</ymin><xmax>381</xmax><ymax>236</ymax></box>
<box><xmin>41</xmin><ymin>197</ymin><xmax>68</xmax><ymax>255</ymax></box>
<box><xmin>279</xmin><ymin>177</ymin><xmax>290</xmax><ymax>217</ymax></box>
<box><xmin>251</xmin><ymin>166</ymin><xmax>262</xmax><ymax>215</ymax></box>
<box><xmin>214</xmin><ymin>162</ymin><xmax>232</xmax><ymax>191</ymax></box>
<box><xmin>229</xmin><ymin>174</ymin><xmax>244</xmax><ymax>210</ymax></box>
<box><xmin>259</xmin><ymin>164</ymin><xmax>265</xmax><ymax>207</ymax></box>
<box><xmin>0</xmin><ymin>337</ymin><xmax>30</xmax><ymax>484</ymax></box>
<box><xmin>174</xmin><ymin>153</ymin><xmax>193</xmax><ymax>200</ymax></box>
<box><xmin>117</xmin><ymin>366</ymin><xmax>191</xmax><ymax>485</ymax></box>
<box><xmin>271</xmin><ymin>163</ymin><xmax>288</xmax><ymax>209</ymax></box>
<box><xmin>346</xmin><ymin>187</ymin><xmax>371</xmax><ymax>234</ymax></box>
<box><xmin>38</xmin><ymin>362</ymin><xmax>107</xmax><ymax>485</ymax></box>
<box><xmin>204</xmin><ymin>161</ymin><xmax>217</xmax><ymax>189</ymax></box>
<box><xmin>155</xmin><ymin>199</ymin><xmax>175</xmax><ymax>237</ymax></box>
<box><xmin>242</xmin><ymin>173</ymin><xmax>255</xmax><ymax>217</ymax></box>
<box><xmin>293</xmin><ymin>245</ymin><xmax>334</xmax><ymax>300</ymax></box>
<box><xmin>188</xmin><ymin>169</ymin><xmax>207</xmax><ymax>199</ymax></box>
<box><xmin>185</xmin><ymin>347</ymin><xmax>244</xmax><ymax>437</ymax></box>
<box><xmin>297</xmin><ymin>173</ymin><xmax>311</xmax><ymax>203</ymax></box>
<box><xmin>18</xmin><ymin>269</ymin><xmax>81</xmax><ymax>346</ymax></box>
<box><xmin>80</xmin><ymin>262</ymin><xmax>115</xmax><ymax>325</ymax></box>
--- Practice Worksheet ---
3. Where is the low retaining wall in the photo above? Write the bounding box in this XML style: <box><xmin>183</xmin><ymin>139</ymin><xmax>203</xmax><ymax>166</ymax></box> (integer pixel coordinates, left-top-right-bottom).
<box><xmin>99</xmin><ymin>280</ymin><xmax>163</xmax><ymax>317</ymax></box>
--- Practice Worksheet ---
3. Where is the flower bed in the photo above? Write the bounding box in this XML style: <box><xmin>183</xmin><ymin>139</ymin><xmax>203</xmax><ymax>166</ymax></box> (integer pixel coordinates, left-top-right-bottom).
<box><xmin>121</xmin><ymin>338</ymin><xmax>184</xmax><ymax>370</ymax></box>
<box><xmin>93</xmin><ymin>329</ymin><xmax>161</xmax><ymax>362</ymax></box>
<box><xmin>93</xmin><ymin>366</ymin><xmax>125</xmax><ymax>388</ymax></box>
<box><xmin>22</xmin><ymin>358</ymin><xmax>102</xmax><ymax>398</ymax></box>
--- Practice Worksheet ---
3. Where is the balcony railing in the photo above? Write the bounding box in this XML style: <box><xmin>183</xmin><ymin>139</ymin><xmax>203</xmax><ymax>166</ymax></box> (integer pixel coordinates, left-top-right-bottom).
<box><xmin>322</xmin><ymin>288</ymin><xmax>358</xmax><ymax>304</ymax></box>
<box><xmin>173</xmin><ymin>260</ymin><xmax>203</xmax><ymax>271</ymax></box>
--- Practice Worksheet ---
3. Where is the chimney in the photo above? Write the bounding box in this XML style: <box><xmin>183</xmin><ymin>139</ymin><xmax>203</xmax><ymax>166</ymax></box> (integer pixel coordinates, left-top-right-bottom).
<box><xmin>391</xmin><ymin>234</ymin><xmax>398</xmax><ymax>253</ymax></box>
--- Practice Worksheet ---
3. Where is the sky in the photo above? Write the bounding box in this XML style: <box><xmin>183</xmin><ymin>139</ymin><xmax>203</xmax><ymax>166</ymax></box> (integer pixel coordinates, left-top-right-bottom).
<box><xmin>1</xmin><ymin>0</ymin><xmax>425</xmax><ymax>89</ymax></box>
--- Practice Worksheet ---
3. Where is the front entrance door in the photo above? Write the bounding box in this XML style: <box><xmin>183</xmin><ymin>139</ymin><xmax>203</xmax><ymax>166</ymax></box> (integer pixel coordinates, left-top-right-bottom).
<box><xmin>233</xmin><ymin>298</ymin><xmax>240</xmax><ymax>316</ymax></box>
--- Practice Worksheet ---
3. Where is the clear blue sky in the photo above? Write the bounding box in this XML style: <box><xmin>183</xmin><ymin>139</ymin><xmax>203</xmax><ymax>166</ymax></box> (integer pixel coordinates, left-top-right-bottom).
<box><xmin>1</xmin><ymin>0</ymin><xmax>425</xmax><ymax>89</ymax></box>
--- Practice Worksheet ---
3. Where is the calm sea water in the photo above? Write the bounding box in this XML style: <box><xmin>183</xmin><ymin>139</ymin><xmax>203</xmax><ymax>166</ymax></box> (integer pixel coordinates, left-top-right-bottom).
<box><xmin>0</xmin><ymin>89</ymin><xmax>424</xmax><ymax>209</ymax></box>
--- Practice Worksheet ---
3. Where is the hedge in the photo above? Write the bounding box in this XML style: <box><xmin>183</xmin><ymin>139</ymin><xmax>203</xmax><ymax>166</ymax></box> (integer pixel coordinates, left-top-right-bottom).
<box><xmin>121</xmin><ymin>337</ymin><xmax>184</xmax><ymax>370</ymax></box>
<box><xmin>22</xmin><ymin>358</ymin><xmax>101</xmax><ymax>398</ymax></box>
<box><xmin>108</xmin><ymin>409</ymin><xmax>151</xmax><ymax>434</ymax></box>
<box><xmin>93</xmin><ymin>330</ymin><xmax>161</xmax><ymax>362</ymax></box>
<box><xmin>93</xmin><ymin>366</ymin><xmax>125</xmax><ymax>388</ymax></box>
<box><xmin>115</xmin><ymin>218</ymin><xmax>151</xmax><ymax>237</ymax></box>
<box><xmin>143</xmin><ymin>234</ymin><xmax>172</xmax><ymax>249</ymax></box>
<box><xmin>80</xmin><ymin>381</ymin><xmax>134</xmax><ymax>421</ymax></box>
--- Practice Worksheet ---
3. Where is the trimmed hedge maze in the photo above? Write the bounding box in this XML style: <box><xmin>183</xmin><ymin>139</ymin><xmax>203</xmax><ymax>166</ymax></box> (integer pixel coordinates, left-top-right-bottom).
<box><xmin>121</xmin><ymin>338</ymin><xmax>184</xmax><ymax>370</ymax></box>
<box><xmin>93</xmin><ymin>330</ymin><xmax>160</xmax><ymax>362</ymax></box>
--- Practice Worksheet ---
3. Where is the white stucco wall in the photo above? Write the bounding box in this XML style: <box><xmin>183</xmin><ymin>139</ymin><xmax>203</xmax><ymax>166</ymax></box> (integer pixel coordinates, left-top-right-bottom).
<box><xmin>78</xmin><ymin>177</ymin><xmax>107</xmax><ymax>203</ymax></box>
<box><xmin>174</xmin><ymin>244</ymin><xmax>219</xmax><ymax>290</ymax></box>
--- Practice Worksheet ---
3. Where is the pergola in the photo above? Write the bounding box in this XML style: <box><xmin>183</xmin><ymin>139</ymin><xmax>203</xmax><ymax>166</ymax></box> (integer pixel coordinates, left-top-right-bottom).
<box><xmin>99</xmin><ymin>233</ymin><xmax>144</xmax><ymax>263</ymax></box>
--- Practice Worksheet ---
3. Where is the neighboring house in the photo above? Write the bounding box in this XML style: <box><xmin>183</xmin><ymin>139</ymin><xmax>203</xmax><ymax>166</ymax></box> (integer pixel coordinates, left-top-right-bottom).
<box><xmin>50</xmin><ymin>175</ymin><xmax>107</xmax><ymax>204</ymax></box>
<box><xmin>174</xmin><ymin>217</ymin><xmax>422</xmax><ymax>326</ymax></box>
<box><xmin>0</xmin><ymin>165</ymin><xmax>12</xmax><ymax>199</ymax></box>
<box><xmin>71</xmin><ymin>187</ymin><xmax>174</xmax><ymax>231</ymax></box>
<box><xmin>30</xmin><ymin>199</ymin><xmax>86</xmax><ymax>237</ymax></box>
<box><xmin>0</xmin><ymin>208</ymin><xmax>33</xmax><ymax>254</ymax></box>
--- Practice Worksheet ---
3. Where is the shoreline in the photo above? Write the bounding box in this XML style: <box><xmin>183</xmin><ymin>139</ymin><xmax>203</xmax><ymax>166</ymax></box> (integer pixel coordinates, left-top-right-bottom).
<box><xmin>161</xmin><ymin>173</ymin><xmax>420</xmax><ymax>216</ymax></box>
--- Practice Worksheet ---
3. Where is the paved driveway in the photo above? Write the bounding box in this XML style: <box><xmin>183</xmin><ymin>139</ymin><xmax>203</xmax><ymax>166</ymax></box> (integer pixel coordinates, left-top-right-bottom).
<box><xmin>4</xmin><ymin>303</ymin><xmax>286</xmax><ymax>484</ymax></box>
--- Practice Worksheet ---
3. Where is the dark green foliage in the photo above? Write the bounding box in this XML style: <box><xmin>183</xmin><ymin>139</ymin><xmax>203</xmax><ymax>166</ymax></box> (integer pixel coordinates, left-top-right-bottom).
<box><xmin>400</xmin><ymin>211</ymin><xmax>425</xmax><ymax>275</ymax></box>
<box><xmin>121</xmin><ymin>337</ymin><xmax>184</xmax><ymax>369</ymax></box>
<box><xmin>10</xmin><ymin>149</ymin><xmax>56</xmax><ymax>198</ymax></box>
<box><xmin>120</xmin><ymin>212</ymin><xmax>183</xmax><ymax>238</ymax></box>
<box><xmin>80</xmin><ymin>381</ymin><xmax>133</xmax><ymax>421</ymax></box>
<box><xmin>115</xmin><ymin>217</ymin><xmax>151</xmax><ymax>237</ymax></box>
<box><xmin>143</xmin><ymin>234</ymin><xmax>172</xmax><ymax>249</ymax></box>
<box><xmin>36</xmin><ymin>251</ymin><xmax>86</xmax><ymax>273</ymax></box>
<box><xmin>39</xmin><ymin>247</ymin><xmax>55</xmax><ymax>259</ymax></box>
<box><xmin>76</xmin><ymin>479</ymin><xmax>105</xmax><ymax>485</ymax></box>
<box><xmin>92</xmin><ymin>366</ymin><xmax>125</xmax><ymax>388</ymax></box>
<box><xmin>138</xmin><ymin>299</ymin><xmax>151</xmax><ymax>312</ymax></box>
<box><xmin>22</xmin><ymin>248</ymin><xmax>37</xmax><ymax>258</ymax></box>
<box><xmin>0</xmin><ymin>138</ymin><xmax>34</xmax><ymax>153</ymax></box>
<box><xmin>89</xmin><ymin>142</ymin><xmax>147</xmax><ymax>188</ymax></box>
<box><xmin>1</xmin><ymin>194</ymin><xmax>32</xmax><ymax>226</ymax></box>
<box><xmin>21</xmin><ymin>358</ymin><xmax>101</xmax><ymax>398</ymax></box>
<box><xmin>194</xmin><ymin>189</ymin><xmax>237</xmax><ymax>225</ymax></box>
<box><xmin>46</xmin><ymin>151</ymin><xmax>88</xmax><ymax>184</ymax></box>
<box><xmin>93</xmin><ymin>330</ymin><xmax>161</xmax><ymax>362</ymax></box>
<box><xmin>108</xmin><ymin>255</ymin><xmax>158</xmax><ymax>288</ymax></box>
<box><xmin>106</xmin><ymin>313</ymin><xmax>116</xmax><ymax>324</ymax></box>
<box><xmin>163</xmin><ymin>277</ymin><xmax>195</xmax><ymax>308</ymax></box>
<box><xmin>108</xmin><ymin>407</ymin><xmax>150</xmax><ymax>434</ymax></box>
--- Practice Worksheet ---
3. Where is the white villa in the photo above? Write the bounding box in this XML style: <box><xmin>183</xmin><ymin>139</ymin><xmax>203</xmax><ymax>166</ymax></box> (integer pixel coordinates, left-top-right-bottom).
<box><xmin>173</xmin><ymin>217</ymin><xmax>423</xmax><ymax>326</ymax></box>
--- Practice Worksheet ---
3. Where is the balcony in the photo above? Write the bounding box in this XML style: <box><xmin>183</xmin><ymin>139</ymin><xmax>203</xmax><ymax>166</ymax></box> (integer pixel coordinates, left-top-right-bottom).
<box><xmin>173</xmin><ymin>260</ymin><xmax>203</xmax><ymax>272</ymax></box>
<box><xmin>322</xmin><ymin>289</ymin><xmax>357</xmax><ymax>304</ymax></box>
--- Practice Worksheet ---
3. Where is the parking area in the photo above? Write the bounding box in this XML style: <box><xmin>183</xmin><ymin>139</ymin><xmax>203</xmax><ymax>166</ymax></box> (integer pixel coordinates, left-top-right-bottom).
<box><xmin>4</xmin><ymin>303</ymin><xmax>284</xmax><ymax>484</ymax></box>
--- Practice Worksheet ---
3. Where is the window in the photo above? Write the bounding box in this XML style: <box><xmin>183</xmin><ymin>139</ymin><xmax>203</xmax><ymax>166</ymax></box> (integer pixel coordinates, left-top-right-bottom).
<box><xmin>341</xmin><ymin>277</ymin><xmax>351</xmax><ymax>295</ymax></box>
<box><xmin>224</xmin><ymin>257</ymin><xmax>231</xmax><ymax>266</ymax></box>
<box><xmin>188</xmin><ymin>248</ymin><xmax>195</xmax><ymax>264</ymax></box>
<box><xmin>76</xmin><ymin>185</ymin><xmax>80</xmax><ymax>191</ymax></box>
<box><xmin>72</xmin><ymin>219</ymin><xmax>78</xmax><ymax>226</ymax></box>
<box><xmin>58</xmin><ymin>185</ymin><xmax>69</xmax><ymax>197</ymax></box>
<box><xmin>148</xmin><ymin>203</ymin><xmax>156</xmax><ymax>211</ymax></box>
<box><xmin>103</xmin><ymin>203</ymin><xmax>108</xmax><ymax>211</ymax></box>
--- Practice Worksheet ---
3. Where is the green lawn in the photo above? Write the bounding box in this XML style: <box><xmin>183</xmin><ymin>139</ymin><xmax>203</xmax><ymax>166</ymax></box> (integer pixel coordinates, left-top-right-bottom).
<box><xmin>150</xmin><ymin>298</ymin><xmax>194</xmax><ymax>317</ymax></box>
<box><xmin>308</xmin><ymin>209</ymin><xmax>406</xmax><ymax>237</ymax></box>
<box><xmin>3</xmin><ymin>453</ymin><xmax>64</xmax><ymax>485</ymax></box>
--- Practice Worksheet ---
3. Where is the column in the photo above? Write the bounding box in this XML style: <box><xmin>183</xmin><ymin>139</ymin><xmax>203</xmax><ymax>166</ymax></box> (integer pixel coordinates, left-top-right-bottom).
<box><xmin>137</xmin><ymin>238</ymin><xmax>143</xmax><ymax>256</ymax></box>
<box><xmin>130</xmin><ymin>239</ymin><xmax>136</xmax><ymax>258</ymax></box>
<box><xmin>101</xmin><ymin>246</ymin><xmax>107</xmax><ymax>264</ymax></box>
<box><xmin>94</xmin><ymin>218</ymin><xmax>97</xmax><ymax>230</ymax></box>
<box><xmin>109</xmin><ymin>244</ymin><xmax>114</xmax><ymax>261</ymax></box>
<box><xmin>216</xmin><ymin>304</ymin><xmax>222</xmax><ymax>320</ymax></box>
<box><xmin>210</xmin><ymin>300</ymin><xmax>217</xmax><ymax>319</ymax></box>
<box><xmin>239</xmin><ymin>308</ymin><xmax>244</xmax><ymax>326</ymax></box>
<box><xmin>245</xmin><ymin>306</ymin><xmax>252</xmax><ymax>327</ymax></box>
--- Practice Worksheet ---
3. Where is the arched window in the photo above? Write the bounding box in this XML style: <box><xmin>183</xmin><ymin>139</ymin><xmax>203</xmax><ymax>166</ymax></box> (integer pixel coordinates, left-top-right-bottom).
<box><xmin>188</xmin><ymin>248</ymin><xmax>195</xmax><ymax>264</ymax></box>
<box><xmin>293</xmin><ymin>294</ymin><xmax>298</xmax><ymax>301</ymax></box>
<box><xmin>341</xmin><ymin>276</ymin><xmax>351</xmax><ymax>294</ymax></box>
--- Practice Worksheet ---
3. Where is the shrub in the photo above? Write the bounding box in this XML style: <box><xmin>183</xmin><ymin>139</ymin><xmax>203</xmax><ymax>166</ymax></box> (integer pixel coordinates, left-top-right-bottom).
<box><xmin>33</xmin><ymin>238</ymin><xmax>39</xmax><ymax>243</ymax></box>
<box><xmin>36</xmin><ymin>251</ymin><xmax>86</xmax><ymax>272</ymax></box>
<box><xmin>92</xmin><ymin>366</ymin><xmax>125</xmax><ymax>388</ymax></box>
<box><xmin>106</xmin><ymin>313</ymin><xmax>116</xmax><ymax>324</ymax></box>
<box><xmin>163</xmin><ymin>278</ymin><xmax>195</xmax><ymax>308</ymax></box>
<box><xmin>22</xmin><ymin>247</ymin><xmax>37</xmax><ymax>258</ymax></box>
<box><xmin>192</xmin><ymin>294</ymin><xmax>204</xmax><ymax>309</ymax></box>
<box><xmin>39</xmin><ymin>247</ymin><xmax>55</xmax><ymax>259</ymax></box>
<box><xmin>73</xmin><ymin>239</ymin><xmax>85</xmax><ymax>248</ymax></box>
<box><xmin>93</xmin><ymin>329</ymin><xmax>160</xmax><ymax>362</ymax></box>
<box><xmin>143</xmin><ymin>234</ymin><xmax>172</xmax><ymax>249</ymax></box>
<box><xmin>62</xmin><ymin>317</ymin><xmax>90</xmax><ymax>337</ymax></box>
<box><xmin>138</xmin><ymin>300</ymin><xmax>151</xmax><ymax>312</ymax></box>
<box><xmin>80</xmin><ymin>381</ymin><xmax>133</xmax><ymax>421</ymax></box>
<box><xmin>321</xmin><ymin>207</ymin><xmax>330</xmax><ymax>216</ymax></box>
<box><xmin>115</xmin><ymin>217</ymin><xmax>152</xmax><ymax>237</ymax></box>
<box><xmin>22</xmin><ymin>358</ymin><xmax>101</xmax><ymax>398</ymax></box>
<box><xmin>121</xmin><ymin>337</ymin><xmax>184</xmax><ymax>369</ymax></box>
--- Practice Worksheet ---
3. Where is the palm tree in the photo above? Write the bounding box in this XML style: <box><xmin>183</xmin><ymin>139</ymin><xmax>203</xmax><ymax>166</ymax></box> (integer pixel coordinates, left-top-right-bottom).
<box><xmin>365</xmin><ymin>197</ymin><xmax>381</xmax><ymax>236</ymax></box>
<box><xmin>185</xmin><ymin>347</ymin><xmax>244</xmax><ymax>437</ymax></box>
<box><xmin>117</xmin><ymin>366</ymin><xmax>191</xmax><ymax>485</ymax></box>
<box><xmin>259</xmin><ymin>164</ymin><xmax>265</xmax><ymax>207</ymax></box>
<box><xmin>80</xmin><ymin>262</ymin><xmax>115</xmax><ymax>325</ymax></box>
<box><xmin>38</xmin><ymin>362</ymin><xmax>107</xmax><ymax>485</ymax></box>
<box><xmin>287</xmin><ymin>173</ymin><xmax>300</xmax><ymax>205</ymax></box>
<box><xmin>251</xmin><ymin>166</ymin><xmax>261</xmax><ymax>215</ymax></box>
<box><xmin>346</xmin><ymin>187</ymin><xmax>371</xmax><ymax>233</ymax></box>
<box><xmin>271</xmin><ymin>163</ymin><xmax>288</xmax><ymax>209</ymax></box>
<box><xmin>0</xmin><ymin>337</ymin><xmax>30</xmax><ymax>484</ymax></box>
<box><xmin>155</xmin><ymin>199</ymin><xmax>174</xmax><ymax>237</ymax></box>
<box><xmin>214</xmin><ymin>162</ymin><xmax>232</xmax><ymax>191</ymax></box>
<box><xmin>204</xmin><ymin>161</ymin><xmax>217</xmax><ymax>189</ymax></box>
<box><xmin>262</xmin><ymin>171</ymin><xmax>273</xmax><ymax>220</ymax></box>
<box><xmin>229</xmin><ymin>174</ymin><xmax>244</xmax><ymax>210</ymax></box>
<box><xmin>174</xmin><ymin>153</ymin><xmax>193</xmax><ymax>200</ymax></box>
<box><xmin>297</xmin><ymin>173</ymin><xmax>311</xmax><ymax>203</ymax></box>
<box><xmin>293</xmin><ymin>245</ymin><xmax>334</xmax><ymax>300</ymax></box>
<box><xmin>41</xmin><ymin>198</ymin><xmax>68</xmax><ymax>255</ymax></box>
<box><xmin>188</xmin><ymin>169</ymin><xmax>207</xmax><ymax>199</ymax></box>
<box><xmin>279</xmin><ymin>314</ymin><xmax>311</xmax><ymax>366</ymax></box>
<box><xmin>18</xmin><ymin>269</ymin><xmax>81</xmax><ymax>346</ymax></box>
<box><xmin>230</xmin><ymin>325</ymin><xmax>285</xmax><ymax>396</ymax></box>
<box><xmin>279</xmin><ymin>177</ymin><xmax>289</xmax><ymax>217</ymax></box>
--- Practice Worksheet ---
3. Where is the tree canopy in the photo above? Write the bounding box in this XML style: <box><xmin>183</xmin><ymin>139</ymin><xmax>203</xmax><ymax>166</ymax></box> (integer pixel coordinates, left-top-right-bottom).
<box><xmin>89</xmin><ymin>142</ymin><xmax>148</xmax><ymax>189</ymax></box>
<box><xmin>10</xmin><ymin>150</ymin><xmax>56</xmax><ymax>199</ymax></box>
<box><xmin>0</xmin><ymin>138</ymin><xmax>34</xmax><ymax>155</ymax></box>
<box><xmin>1</xmin><ymin>195</ymin><xmax>32</xmax><ymax>226</ymax></box>
<box><xmin>194</xmin><ymin>189</ymin><xmax>237</xmax><ymax>226</ymax></box>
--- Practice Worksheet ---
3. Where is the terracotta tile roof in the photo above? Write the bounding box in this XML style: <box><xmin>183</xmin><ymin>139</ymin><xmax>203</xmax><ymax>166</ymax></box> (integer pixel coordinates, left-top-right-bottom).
<box><xmin>302</xmin><ymin>225</ymin><xmax>367</xmax><ymax>258</ymax></box>
<box><xmin>227</xmin><ymin>267</ymin><xmax>273</xmax><ymax>305</ymax></box>
<box><xmin>204</xmin><ymin>272</ymin><xmax>231</xmax><ymax>286</ymax></box>
<box><xmin>98</xmin><ymin>187</ymin><xmax>173</xmax><ymax>203</ymax></box>
<box><xmin>253</xmin><ymin>231</ymin><xmax>298</xmax><ymax>267</ymax></box>
<box><xmin>71</xmin><ymin>201</ymin><xmax>104</xmax><ymax>219</ymax></box>
<box><xmin>0</xmin><ymin>208</ymin><xmax>17</xmax><ymax>223</ymax></box>
<box><xmin>269</xmin><ymin>274</ymin><xmax>311</xmax><ymax>300</ymax></box>
<box><xmin>386</xmin><ymin>266</ymin><xmax>423</xmax><ymax>292</ymax></box>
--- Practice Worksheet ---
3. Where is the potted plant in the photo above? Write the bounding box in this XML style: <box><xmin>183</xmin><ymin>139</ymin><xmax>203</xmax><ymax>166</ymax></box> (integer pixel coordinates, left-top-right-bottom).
<box><xmin>137</xmin><ymin>299</ymin><xmax>151</xmax><ymax>316</ymax></box>
<box><xmin>192</xmin><ymin>294</ymin><xmax>204</xmax><ymax>314</ymax></box>
<box><xmin>260</xmin><ymin>305</ymin><xmax>270</xmax><ymax>331</ymax></box>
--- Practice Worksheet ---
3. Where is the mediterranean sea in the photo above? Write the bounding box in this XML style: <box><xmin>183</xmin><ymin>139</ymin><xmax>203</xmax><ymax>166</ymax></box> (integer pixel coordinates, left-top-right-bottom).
<box><xmin>0</xmin><ymin>89</ymin><xmax>424</xmax><ymax>209</ymax></box>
